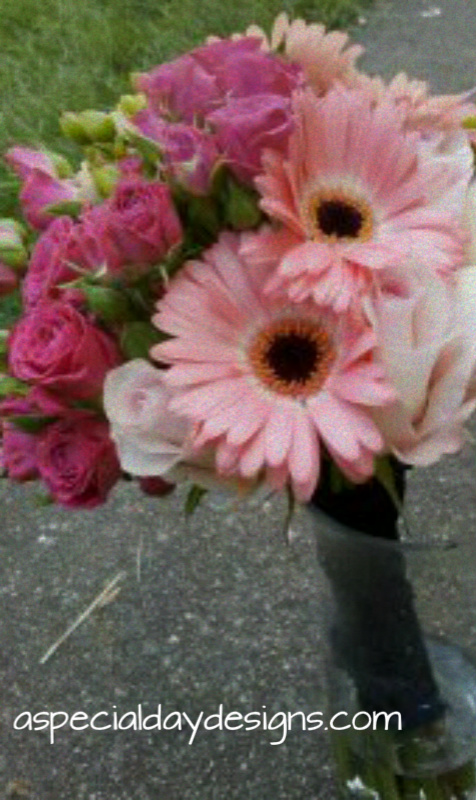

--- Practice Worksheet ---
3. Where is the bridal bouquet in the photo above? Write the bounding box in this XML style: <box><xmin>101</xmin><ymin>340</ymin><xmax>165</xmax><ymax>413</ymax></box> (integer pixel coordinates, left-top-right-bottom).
<box><xmin>2</xmin><ymin>14</ymin><xmax>476</xmax><ymax>797</ymax></box>
<box><xmin>2</xmin><ymin>14</ymin><xmax>476</xmax><ymax>509</ymax></box>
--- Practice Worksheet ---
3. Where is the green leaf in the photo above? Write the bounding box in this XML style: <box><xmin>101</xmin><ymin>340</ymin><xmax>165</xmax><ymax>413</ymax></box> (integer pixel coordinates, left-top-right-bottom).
<box><xmin>374</xmin><ymin>456</ymin><xmax>404</xmax><ymax>516</ymax></box>
<box><xmin>185</xmin><ymin>484</ymin><xmax>207</xmax><ymax>516</ymax></box>
<box><xmin>0</xmin><ymin>376</ymin><xmax>29</xmax><ymax>398</ymax></box>
<box><xmin>44</xmin><ymin>200</ymin><xmax>83</xmax><ymax>219</ymax></box>
<box><xmin>120</xmin><ymin>321</ymin><xmax>166</xmax><ymax>360</ymax></box>
<box><xmin>34</xmin><ymin>493</ymin><xmax>55</xmax><ymax>507</ymax></box>
<box><xmin>282</xmin><ymin>484</ymin><xmax>296</xmax><ymax>544</ymax></box>
<box><xmin>10</xmin><ymin>415</ymin><xmax>57</xmax><ymax>433</ymax></box>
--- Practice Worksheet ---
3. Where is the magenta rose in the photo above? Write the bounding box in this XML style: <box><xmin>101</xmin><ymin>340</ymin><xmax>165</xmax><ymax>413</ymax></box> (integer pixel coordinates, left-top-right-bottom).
<box><xmin>208</xmin><ymin>94</ymin><xmax>294</xmax><ymax>182</ymax></box>
<box><xmin>135</xmin><ymin>37</ymin><xmax>302</xmax><ymax>123</ymax></box>
<box><xmin>37</xmin><ymin>412</ymin><xmax>121</xmax><ymax>508</ymax></box>
<box><xmin>8</xmin><ymin>301</ymin><xmax>121</xmax><ymax>400</ymax></box>
<box><xmin>23</xmin><ymin>215</ymin><xmax>105</xmax><ymax>308</ymax></box>
<box><xmin>195</xmin><ymin>37</ymin><xmax>302</xmax><ymax>99</ymax></box>
<box><xmin>134</xmin><ymin>110</ymin><xmax>219</xmax><ymax>194</ymax></box>
<box><xmin>1</xmin><ymin>422</ymin><xmax>39</xmax><ymax>481</ymax></box>
<box><xmin>135</xmin><ymin>53</ymin><xmax>220</xmax><ymax>122</ymax></box>
<box><xmin>93</xmin><ymin>178</ymin><xmax>183</xmax><ymax>274</ymax></box>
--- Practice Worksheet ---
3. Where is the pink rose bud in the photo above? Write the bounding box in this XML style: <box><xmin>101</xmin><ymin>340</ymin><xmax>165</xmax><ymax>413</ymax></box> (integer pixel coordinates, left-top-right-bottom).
<box><xmin>0</xmin><ymin>262</ymin><xmax>18</xmax><ymax>297</ymax></box>
<box><xmin>5</xmin><ymin>146</ymin><xmax>79</xmax><ymax>231</ymax></box>
<box><xmin>37</xmin><ymin>412</ymin><xmax>121</xmax><ymax>508</ymax></box>
<box><xmin>1</xmin><ymin>421</ymin><xmax>39</xmax><ymax>481</ymax></box>
<box><xmin>94</xmin><ymin>178</ymin><xmax>183</xmax><ymax>274</ymax></box>
<box><xmin>8</xmin><ymin>300</ymin><xmax>121</xmax><ymax>401</ymax></box>
<box><xmin>139</xmin><ymin>475</ymin><xmax>175</xmax><ymax>496</ymax></box>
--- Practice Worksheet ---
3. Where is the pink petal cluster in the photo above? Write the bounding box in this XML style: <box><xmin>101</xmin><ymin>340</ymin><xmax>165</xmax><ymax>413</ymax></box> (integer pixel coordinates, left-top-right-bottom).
<box><xmin>133</xmin><ymin>110</ymin><xmax>219</xmax><ymax>194</ymax></box>
<box><xmin>133</xmin><ymin>36</ymin><xmax>303</xmax><ymax>185</ymax></box>
<box><xmin>8</xmin><ymin>300</ymin><xmax>121</xmax><ymax>400</ymax></box>
<box><xmin>207</xmin><ymin>95</ymin><xmax>293</xmax><ymax>183</ymax></box>
<box><xmin>135</xmin><ymin>37</ymin><xmax>301</xmax><ymax>120</ymax></box>
<box><xmin>151</xmin><ymin>233</ymin><xmax>395</xmax><ymax>500</ymax></box>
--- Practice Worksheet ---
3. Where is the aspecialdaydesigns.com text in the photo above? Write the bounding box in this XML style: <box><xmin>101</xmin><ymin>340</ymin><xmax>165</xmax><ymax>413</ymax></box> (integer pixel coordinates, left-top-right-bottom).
<box><xmin>13</xmin><ymin>704</ymin><xmax>402</xmax><ymax>745</ymax></box>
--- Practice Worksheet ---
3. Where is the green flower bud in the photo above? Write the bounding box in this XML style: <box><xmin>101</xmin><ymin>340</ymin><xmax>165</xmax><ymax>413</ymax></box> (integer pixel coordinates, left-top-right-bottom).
<box><xmin>47</xmin><ymin>152</ymin><xmax>74</xmax><ymax>178</ymax></box>
<box><xmin>117</xmin><ymin>93</ymin><xmax>148</xmax><ymax>118</ymax></box>
<box><xmin>0</xmin><ymin>219</ymin><xmax>28</xmax><ymax>270</ymax></box>
<box><xmin>60</xmin><ymin>110</ymin><xmax>116</xmax><ymax>144</ymax></box>
<box><xmin>91</xmin><ymin>163</ymin><xmax>120</xmax><ymax>198</ymax></box>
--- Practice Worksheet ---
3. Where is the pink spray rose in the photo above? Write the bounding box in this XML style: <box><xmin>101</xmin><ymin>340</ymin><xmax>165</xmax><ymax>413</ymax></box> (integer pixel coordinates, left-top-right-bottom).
<box><xmin>8</xmin><ymin>301</ymin><xmax>121</xmax><ymax>400</ymax></box>
<box><xmin>208</xmin><ymin>94</ymin><xmax>294</xmax><ymax>182</ymax></box>
<box><xmin>92</xmin><ymin>178</ymin><xmax>183</xmax><ymax>274</ymax></box>
<box><xmin>1</xmin><ymin>422</ymin><xmax>39</xmax><ymax>481</ymax></box>
<box><xmin>5</xmin><ymin>147</ymin><xmax>80</xmax><ymax>231</ymax></box>
<box><xmin>23</xmin><ymin>215</ymin><xmax>105</xmax><ymax>308</ymax></box>
<box><xmin>37</xmin><ymin>412</ymin><xmax>121</xmax><ymax>508</ymax></box>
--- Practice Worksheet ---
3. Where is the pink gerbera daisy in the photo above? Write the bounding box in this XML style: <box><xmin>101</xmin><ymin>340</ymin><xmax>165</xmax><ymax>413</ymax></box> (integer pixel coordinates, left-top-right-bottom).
<box><xmin>242</xmin><ymin>87</ymin><xmax>470</xmax><ymax>312</ymax></box>
<box><xmin>151</xmin><ymin>233</ymin><xmax>395</xmax><ymax>501</ymax></box>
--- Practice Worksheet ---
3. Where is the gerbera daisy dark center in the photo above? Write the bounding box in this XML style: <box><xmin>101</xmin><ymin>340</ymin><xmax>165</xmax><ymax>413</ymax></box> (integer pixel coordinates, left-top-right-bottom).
<box><xmin>308</xmin><ymin>188</ymin><xmax>373</xmax><ymax>242</ymax></box>
<box><xmin>317</xmin><ymin>199</ymin><xmax>364</xmax><ymax>238</ymax></box>
<box><xmin>249</xmin><ymin>317</ymin><xmax>335</xmax><ymax>397</ymax></box>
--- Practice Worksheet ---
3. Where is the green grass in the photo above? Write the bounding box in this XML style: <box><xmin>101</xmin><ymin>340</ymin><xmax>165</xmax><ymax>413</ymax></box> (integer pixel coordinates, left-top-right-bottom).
<box><xmin>0</xmin><ymin>0</ymin><xmax>372</xmax><ymax>325</ymax></box>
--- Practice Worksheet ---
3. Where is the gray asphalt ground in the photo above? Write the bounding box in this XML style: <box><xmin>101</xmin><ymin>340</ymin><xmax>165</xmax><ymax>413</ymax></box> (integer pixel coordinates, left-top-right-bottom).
<box><xmin>2</xmin><ymin>1</ymin><xmax>476</xmax><ymax>798</ymax></box>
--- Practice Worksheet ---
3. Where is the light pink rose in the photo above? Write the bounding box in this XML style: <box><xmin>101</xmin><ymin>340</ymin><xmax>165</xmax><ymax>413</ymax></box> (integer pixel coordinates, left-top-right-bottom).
<box><xmin>0</xmin><ymin>262</ymin><xmax>17</xmax><ymax>296</ymax></box>
<box><xmin>103</xmin><ymin>359</ymin><xmax>259</xmax><ymax>494</ymax></box>
<box><xmin>134</xmin><ymin>110</ymin><xmax>219</xmax><ymax>194</ymax></box>
<box><xmin>103</xmin><ymin>359</ymin><xmax>192</xmax><ymax>477</ymax></box>
<box><xmin>8</xmin><ymin>301</ymin><xmax>121</xmax><ymax>400</ymax></box>
<box><xmin>371</xmin><ymin>267</ymin><xmax>476</xmax><ymax>465</ymax></box>
<box><xmin>37</xmin><ymin>412</ymin><xmax>121</xmax><ymax>508</ymax></box>
<box><xmin>93</xmin><ymin>178</ymin><xmax>182</xmax><ymax>274</ymax></box>
<box><xmin>208</xmin><ymin>94</ymin><xmax>293</xmax><ymax>182</ymax></box>
<box><xmin>1</xmin><ymin>422</ymin><xmax>39</xmax><ymax>481</ymax></box>
<box><xmin>23</xmin><ymin>215</ymin><xmax>105</xmax><ymax>308</ymax></box>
